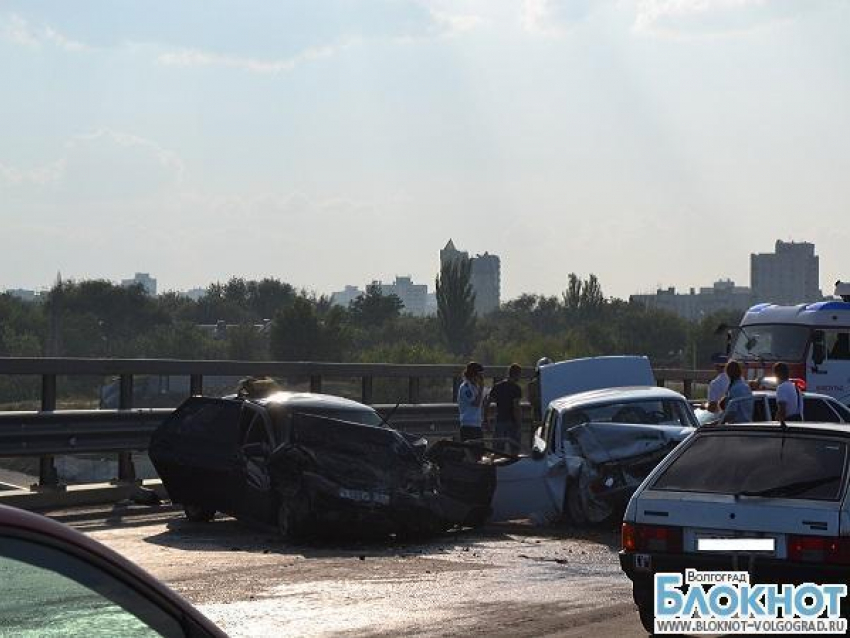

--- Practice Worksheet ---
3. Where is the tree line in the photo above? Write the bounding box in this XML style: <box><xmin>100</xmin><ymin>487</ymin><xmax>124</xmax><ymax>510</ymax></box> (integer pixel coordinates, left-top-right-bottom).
<box><xmin>0</xmin><ymin>264</ymin><xmax>740</xmax><ymax>370</ymax></box>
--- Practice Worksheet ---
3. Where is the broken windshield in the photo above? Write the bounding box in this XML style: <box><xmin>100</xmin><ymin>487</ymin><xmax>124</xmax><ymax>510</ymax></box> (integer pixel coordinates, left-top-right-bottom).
<box><xmin>562</xmin><ymin>399</ymin><xmax>695</xmax><ymax>428</ymax></box>
<box><xmin>731</xmin><ymin>324</ymin><xmax>809</xmax><ymax>362</ymax></box>
<box><xmin>652</xmin><ymin>433</ymin><xmax>848</xmax><ymax>501</ymax></box>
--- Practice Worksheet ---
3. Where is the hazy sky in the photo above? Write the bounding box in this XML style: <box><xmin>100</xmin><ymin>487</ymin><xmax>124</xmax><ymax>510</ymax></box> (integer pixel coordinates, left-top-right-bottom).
<box><xmin>2</xmin><ymin>0</ymin><xmax>849</xmax><ymax>300</ymax></box>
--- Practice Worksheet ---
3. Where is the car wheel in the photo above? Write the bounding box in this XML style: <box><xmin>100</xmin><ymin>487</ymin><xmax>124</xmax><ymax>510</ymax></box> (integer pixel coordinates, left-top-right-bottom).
<box><xmin>633</xmin><ymin>582</ymin><xmax>655</xmax><ymax>634</ymax></box>
<box><xmin>637</xmin><ymin>600</ymin><xmax>655</xmax><ymax>635</ymax></box>
<box><xmin>183</xmin><ymin>503</ymin><xmax>215</xmax><ymax>522</ymax></box>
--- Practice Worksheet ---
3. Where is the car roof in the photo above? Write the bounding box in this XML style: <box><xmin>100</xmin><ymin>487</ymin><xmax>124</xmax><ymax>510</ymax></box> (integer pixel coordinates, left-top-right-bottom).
<box><xmin>0</xmin><ymin>504</ymin><xmax>225</xmax><ymax>636</ymax></box>
<box><xmin>698</xmin><ymin>422</ymin><xmax>850</xmax><ymax>437</ymax></box>
<box><xmin>249</xmin><ymin>391</ymin><xmax>377</xmax><ymax>411</ymax></box>
<box><xmin>549</xmin><ymin>386</ymin><xmax>686</xmax><ymax>412</ymax></box>
<box><xmin>752</xmin><ymin>390</ymin><xmax>838</xmax><ymax>401</ymax></box>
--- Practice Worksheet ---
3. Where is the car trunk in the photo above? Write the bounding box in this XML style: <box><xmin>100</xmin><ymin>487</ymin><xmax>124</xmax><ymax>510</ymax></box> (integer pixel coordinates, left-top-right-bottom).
<box><xmin>634</xmin><ymin>491</ymin><xmax>842</xmax><ymax>559</ymax></box>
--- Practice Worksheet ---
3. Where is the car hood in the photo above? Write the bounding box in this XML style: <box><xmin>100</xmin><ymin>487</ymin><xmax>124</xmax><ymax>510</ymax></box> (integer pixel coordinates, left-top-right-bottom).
<box><xmin>569</xmin><ymin>422</ymin><xmax>693</xmax><ymax>465</ymax></box>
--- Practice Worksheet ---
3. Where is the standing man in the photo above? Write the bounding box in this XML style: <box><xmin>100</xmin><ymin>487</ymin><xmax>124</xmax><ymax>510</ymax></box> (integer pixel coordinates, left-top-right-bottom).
<box><xmin>488</xmin><ymin>364</ymin><xmax>523</xmax><ymax>453</ymax></box>
<box><xmin>457</xmin><ymin>361</ymin><xmax>485</xmax><ymax>442</ymax></box>
<box><xmin>773</xmin><ymin>362</ymin><xmax>803</xmax><ymax>422</ymax></box>
<box><xmin>721</xmin><ymin>360</ymin><xmax>754</xmax><ymax>424</ymax></box>
<box><xmin>706</xmin><ymin>364</ymin><xmax>730</xmax><ymax>414</ymax></box>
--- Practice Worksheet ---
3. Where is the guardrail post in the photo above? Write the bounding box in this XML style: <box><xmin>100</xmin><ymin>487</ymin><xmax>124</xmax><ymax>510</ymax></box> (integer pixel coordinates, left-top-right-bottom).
<box><xmin>310</xmin><ymin>375</ymin><xmax>322</xmax><ymax>394</ymax></box>
<box><xmin>36</xmin><ymin>374</ymin><xmax>60</xmax><ymax>489</ymax></box>
<box><xmin>117</xmin><ymin>374</ymin><xmax>136</xmax><ymax>483</ymax></box>
<box><xmin>683</xmin><ymin>378</ymin><xmax>693</xmax><ymax>399</ymax></box>
<box><xmin>361</xmin><ymin>376</ymin><xmax>373</xmax><ymax>404</ymax></box>
<box><xmin>656</xmin><ymin>376</ymin><xmax>666</xmax><ymax>389</ymax></box>
<box><xmin>408</xmin><ymin>377</ymin><xmax>420</xmax><ymax>404</ymax></box>
<box><xmin>190</xmin><ymin>374</ymin><xmax>203</xmax><ymax>396</ymax></box>
<box><xmin>452</xmin><ymin>377</ymin><xmax>461</xmax><ymax>402</ymax></box>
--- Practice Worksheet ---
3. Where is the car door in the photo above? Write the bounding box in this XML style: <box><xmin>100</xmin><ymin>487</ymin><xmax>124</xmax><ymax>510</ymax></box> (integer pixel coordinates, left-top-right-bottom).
<box><xmin>235</xmin><ymin>406</ymin><xmax>278</xmax><ymax>525</ymax></box>
<box><xmin>490</xmin><ymin>408</ymin><xmax>569</xmax><ymax>523</ymax></box>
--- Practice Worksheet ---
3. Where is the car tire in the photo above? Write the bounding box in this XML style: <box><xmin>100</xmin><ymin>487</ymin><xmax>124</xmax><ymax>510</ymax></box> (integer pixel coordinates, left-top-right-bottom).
<box><xmin>633</xmin><ymin>582</ymin><xmax>655</xmax><ymax>635</ymax></box>
<box><xmin>184</xmin><ymin>503</ymin><xmax>215</xmax><ymax>522</ymax></box>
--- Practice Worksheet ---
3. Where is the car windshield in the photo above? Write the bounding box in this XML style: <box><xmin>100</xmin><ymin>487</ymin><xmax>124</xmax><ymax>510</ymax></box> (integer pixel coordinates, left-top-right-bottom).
<box><xmin>299</xmin><ymin>409</ymin><xmax>385</xmax><ymax>428</ymax></box>
<box><xmin>652</xmin><ymin>432</ymin><xmax>848</xmax><ymax>501</ymax></box>
<box><xmin>562</xmin><ymin>399</ymin><xmax>695</xmax><ymax>427</ymax></box>
<box><xmin>731</xmin><ymin>324</ymin><xmax>809</xmax><ymax>362</ymax></box>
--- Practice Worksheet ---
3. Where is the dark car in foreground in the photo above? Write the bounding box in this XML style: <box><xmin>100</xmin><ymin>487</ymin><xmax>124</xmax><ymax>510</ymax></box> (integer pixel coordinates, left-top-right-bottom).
<box><xmin>150</xmin><ymin>391</ymin><xmax>499</xmax><ymax>538</ymax></box>
<box><xmin>0</xmin><ymin>504</ymin><xmax>224</xmax><ymax>637</ymax></box>
<box><xmin>620</xmin><ymin>423</ymin><xmax>850</xmax><ymax>633</ymax></box>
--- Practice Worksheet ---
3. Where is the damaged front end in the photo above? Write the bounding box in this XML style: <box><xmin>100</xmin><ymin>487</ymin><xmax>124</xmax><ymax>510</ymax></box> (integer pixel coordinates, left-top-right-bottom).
<box><xmin>271</xmin><ymin>414</ymin><xmax>497</xmax><ymax>538</ymax></box>
<box><xmin>566</xmin><ymin>422</ymin><xmax>692</xmax><ymax>523</ymax></box>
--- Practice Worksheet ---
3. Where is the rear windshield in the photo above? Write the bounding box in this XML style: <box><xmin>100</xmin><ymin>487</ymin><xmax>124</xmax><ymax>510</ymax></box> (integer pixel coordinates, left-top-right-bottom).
<box><xmin>652</xmin><ymin>433</ymin><xmax>848</xmax><ymax>501</ymax></box>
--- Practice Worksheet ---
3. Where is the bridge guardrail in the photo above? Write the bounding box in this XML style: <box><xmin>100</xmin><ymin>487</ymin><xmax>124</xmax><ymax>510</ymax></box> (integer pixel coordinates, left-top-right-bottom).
<box><xmin>0</xmin><ymin>357</ymin><xmax>713</xmax><ymax>490</ymax></box>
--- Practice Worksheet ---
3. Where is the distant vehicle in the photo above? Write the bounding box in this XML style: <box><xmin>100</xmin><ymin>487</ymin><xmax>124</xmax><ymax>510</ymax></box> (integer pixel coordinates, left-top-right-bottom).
<box><xmin>621</xmin><ymin>423</ymin><xmax>850</xmax><ymax>633</ymax></box>
<box><xmin>695</xmin><ymin>389</ymin><xmax>850</xmax><ymax>426</ymax></box>
<box><xmin>719</xmin><ymin>281</ymin><xmax>850</xmax><ymax>405</ymax></box>
<box><xmin>150</xmin><ymin>391</ymin><xmax>500</xmax><ymax>539</ymax></box>
<box><xmin>491</xmin><ymin>385</ymin><xmax>697</xmax><ymax>525</ymax></box>
<box><xmin>0</xmin><ymin>503</ymin><xmax>224</xmax><ymax>637</ymax></box>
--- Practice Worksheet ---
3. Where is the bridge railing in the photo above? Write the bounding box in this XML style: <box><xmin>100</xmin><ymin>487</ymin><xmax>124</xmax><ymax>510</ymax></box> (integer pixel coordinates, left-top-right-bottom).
<box><xmin>0</xmin><ymin>358</ymin><xmax>714</xmax><ymax>489</ymax></box>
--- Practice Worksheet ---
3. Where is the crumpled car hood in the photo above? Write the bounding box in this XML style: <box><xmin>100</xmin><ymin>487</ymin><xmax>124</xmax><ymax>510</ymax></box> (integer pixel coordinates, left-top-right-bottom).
<box><xmin>569</xmin><ymin>422</ymin><xmax>693</xmax><ymax>465</ymax></box>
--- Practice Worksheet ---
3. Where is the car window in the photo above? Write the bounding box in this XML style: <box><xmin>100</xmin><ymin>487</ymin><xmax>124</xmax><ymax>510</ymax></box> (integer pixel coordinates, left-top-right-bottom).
<box><xmin>171</xmin><ymin>399</ymin><xmax>240</xmax><ymax>446</ymax></box>
<box><xmin>0</xmin><ymin>536</ymin><xmax>184</xmax><ymax>637</ymax></box>
<box><xmin>803</xmin><ymin>398</ymin><xmax>841</xmax><ymax>423</ymax></box>
<box><xmin>578</xmin><ymin>399</ymin><xmax>692</xmax><ymax>426</ymax></box>
<box><xmin>825</xmin><ymin>330</ymin><xmax>850</xmax><ymax>361</ymax></box>
<box><xmin>541</xmin><ymin>408</ymin><xmax>557</xmax><ymax>447</ymax></box>
<box><xmin>244</xmin><ymin>414</ymin><xmax>271</xmax><ymax>446</ymax></box>
<box><xmin>832</xmin><ymin>401</ymin><xmax>850</xmax><ymax>423</ymax></box>
<box><xmin>652</xmin><ymin>433</ymin><xmax>848</xmax><ymax>501</ymax></box>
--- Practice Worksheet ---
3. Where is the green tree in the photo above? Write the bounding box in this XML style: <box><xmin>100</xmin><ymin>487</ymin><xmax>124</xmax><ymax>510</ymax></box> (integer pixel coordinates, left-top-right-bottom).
<box><xmin>436</xmin><ymin>257</ymin><xmax>476</xmax><ymax>356</ymax></box>
<box><xmin>269</xmin><ymin>296</ymin><xmax>347</xmax><ymax>361</ymax></box>
<box><xmin>349</xmin><ymin>284</ymin><xmax>404</xmax><ymax>328</ymax></box>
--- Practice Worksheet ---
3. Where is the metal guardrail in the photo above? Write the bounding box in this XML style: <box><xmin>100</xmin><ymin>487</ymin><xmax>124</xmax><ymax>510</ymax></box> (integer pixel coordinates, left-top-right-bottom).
<box><xmin>0</xmin><ymin>357</ymin><xmax>713</xmax><ymax>490</ymax></box>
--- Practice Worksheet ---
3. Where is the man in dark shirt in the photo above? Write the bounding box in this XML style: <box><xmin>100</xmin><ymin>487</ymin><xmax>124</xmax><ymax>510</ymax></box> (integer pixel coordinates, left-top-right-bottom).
<box><xmin>488</xmin><ymin>363</ymin><xmax>522</xmax><ymax>453</ymax></box>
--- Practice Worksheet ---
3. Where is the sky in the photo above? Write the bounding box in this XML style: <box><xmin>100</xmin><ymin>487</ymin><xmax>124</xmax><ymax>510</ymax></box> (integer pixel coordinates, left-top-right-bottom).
<box><xmin>1</xmin><ymin>0</ymin><xmax>849</xmax><ymax>300</ymax></box>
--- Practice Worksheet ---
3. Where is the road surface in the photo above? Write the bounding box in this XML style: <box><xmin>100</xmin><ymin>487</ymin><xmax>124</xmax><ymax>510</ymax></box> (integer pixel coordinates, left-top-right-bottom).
<box><xmin>47</xmin><ymin>503</ymin><xmax>650</xmax><ymax>637</ymax></box>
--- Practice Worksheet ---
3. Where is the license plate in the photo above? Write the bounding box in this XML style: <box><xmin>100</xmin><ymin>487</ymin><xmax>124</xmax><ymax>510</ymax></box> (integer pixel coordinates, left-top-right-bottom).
<box><xmin>338</xmin><ymin>488</ymin><xmax>390</xmax><ymax>505</ymax></box>
<box><xmin>693</xmin><ymin>530</ymin><xmax>776</xmax><ymax>555</ymax></box>
<box><xmin>635</xmin><ymin>553</ymin><xmax>652</xmax><ymax>572</ymax></box>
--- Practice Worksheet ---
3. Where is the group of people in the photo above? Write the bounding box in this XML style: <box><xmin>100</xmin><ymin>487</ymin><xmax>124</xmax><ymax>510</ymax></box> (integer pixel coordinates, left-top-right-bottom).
<box><xmin>707</xmin><ymin>359</ymin><xmax>803</xmax><ymax>423</ymax></box>
<box><xmin>457</xmin><ymin>361</ymin><xmax>525</xmax><ymax>453</ymax></box>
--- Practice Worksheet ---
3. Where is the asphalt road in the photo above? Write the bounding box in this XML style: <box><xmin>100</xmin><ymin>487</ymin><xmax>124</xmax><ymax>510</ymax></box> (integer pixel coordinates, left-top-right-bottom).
<box><xmin>45</xmin><ymin>503</ymin><xmax>651</xmax><ymax>638</ymax></box>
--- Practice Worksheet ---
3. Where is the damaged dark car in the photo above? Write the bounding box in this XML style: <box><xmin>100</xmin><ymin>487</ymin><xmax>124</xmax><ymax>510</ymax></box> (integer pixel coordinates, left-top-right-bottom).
<box><xmin>150</xmin><ymin>391</ymin><xmax>498</xmax><ymax>539</ymax></box>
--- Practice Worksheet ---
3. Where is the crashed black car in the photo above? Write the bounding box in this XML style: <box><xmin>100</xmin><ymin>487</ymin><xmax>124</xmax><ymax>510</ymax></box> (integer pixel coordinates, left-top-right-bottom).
<box><xmin>150</xmin><ymin>391</ymin><xmax>498</xmax><ymax>538</ymax></box>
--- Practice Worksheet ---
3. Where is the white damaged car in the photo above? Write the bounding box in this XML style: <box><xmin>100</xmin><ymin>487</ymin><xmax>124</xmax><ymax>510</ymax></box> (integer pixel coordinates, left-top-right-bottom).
<box><xmin>490</xmin><ymin>357</ymin><xmax>697</xmax><ymax>525</ymax></box>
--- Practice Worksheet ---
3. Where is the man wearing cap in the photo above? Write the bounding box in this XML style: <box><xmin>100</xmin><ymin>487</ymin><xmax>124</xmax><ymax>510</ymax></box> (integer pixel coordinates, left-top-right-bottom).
<box><xmin>458</xmin><ymin>362</ymin><xmax>485</xmax><ymax>442</ymax></box>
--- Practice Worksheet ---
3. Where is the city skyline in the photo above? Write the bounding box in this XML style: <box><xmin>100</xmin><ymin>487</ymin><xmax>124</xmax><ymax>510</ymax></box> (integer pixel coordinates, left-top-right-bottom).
<box><xmin>2</xmin><ymin>1</ymin><xmax>850</xmax><ymax>299</ymax></box>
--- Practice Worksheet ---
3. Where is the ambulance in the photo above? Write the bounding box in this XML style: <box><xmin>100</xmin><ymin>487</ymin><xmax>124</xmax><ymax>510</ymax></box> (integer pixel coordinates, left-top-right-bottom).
<box><xmin>726</xmin><ymin>281</ymin><xmax>850</xmax><ymax>405</ymax></box>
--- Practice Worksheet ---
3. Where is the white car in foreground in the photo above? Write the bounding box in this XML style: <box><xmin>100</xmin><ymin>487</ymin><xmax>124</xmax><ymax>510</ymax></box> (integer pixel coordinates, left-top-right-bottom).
<box><xmin>620</xmin><ymin>422</ymin><xmax>850</xmax><ymax>633</ymax></box>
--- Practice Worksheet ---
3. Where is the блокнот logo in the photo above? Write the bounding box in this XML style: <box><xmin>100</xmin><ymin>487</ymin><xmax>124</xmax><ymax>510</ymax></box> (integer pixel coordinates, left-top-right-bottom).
<box><xmin>654</xmin><ymin>569</ymin><xmax>847</xmax><ymax>635</ymax></box>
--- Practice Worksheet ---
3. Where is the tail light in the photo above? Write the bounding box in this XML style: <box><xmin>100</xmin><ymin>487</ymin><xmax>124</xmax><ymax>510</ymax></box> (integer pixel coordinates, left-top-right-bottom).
<box><xmin>622</xmin><ymin>522</ymin><xmax>683</xmax><ymax>554</ymax></box>
<box><xmin>791</xmin><ymin>378</ymin><xmax>807</xmax><ymax>391</ymax></box>
<box><xmin>788</xmin><ymin>535</ymin><xmax>850</xmax><ymax>565</ymax></box>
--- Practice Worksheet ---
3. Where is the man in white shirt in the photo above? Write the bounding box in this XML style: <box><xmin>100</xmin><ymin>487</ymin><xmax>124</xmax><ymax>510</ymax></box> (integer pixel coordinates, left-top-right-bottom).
<box><xmin>706</xmin><ymin>366</ymin><xmax>730</xmax><ymax>413</ymax></box>
<box><xmin>773</xmin><ymin>361</ymin><xmax>803</xmax><ymax>422</ymax></box>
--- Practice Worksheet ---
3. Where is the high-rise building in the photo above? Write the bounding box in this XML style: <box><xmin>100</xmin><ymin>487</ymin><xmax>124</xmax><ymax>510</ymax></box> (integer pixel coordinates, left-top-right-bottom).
<box><xmin>440</xmin><ymin>239</ymin><xmax>501</xmax><ymax>316</ymax></box>
<box><xmin>630</xmin><ymin>279</ymin><xmax>753</xmax><ymax>321</ymax></box>
<box><xmin>378</xmin><ymin>276</ymin><xmax>428</xmax><ymax>316</ymax></box>
<box><xmin>751</xmin><ymin>241</ymin><xmax>821</xmax><ymax>304</ymax></box>
<box><xmin>330</xmin><ymin>285</ymin><xmax>362</xmax><ymax>308</ymax></box>
<box><xmin>121</xmin><ymin>272</ymin><xmax>157</xmax><ymax>296</ymax></box>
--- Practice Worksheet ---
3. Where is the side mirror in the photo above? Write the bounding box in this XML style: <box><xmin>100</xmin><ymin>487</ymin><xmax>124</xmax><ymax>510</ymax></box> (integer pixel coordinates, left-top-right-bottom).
<box><xmin>242</xmin><ymin>442</ymin><xmax>269</xmax><ymax>458</ymax></box>
<box><xmin>812</xmin><ymin>330</ymin><xmax>826</xmax><ymax>366</ymax></box>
